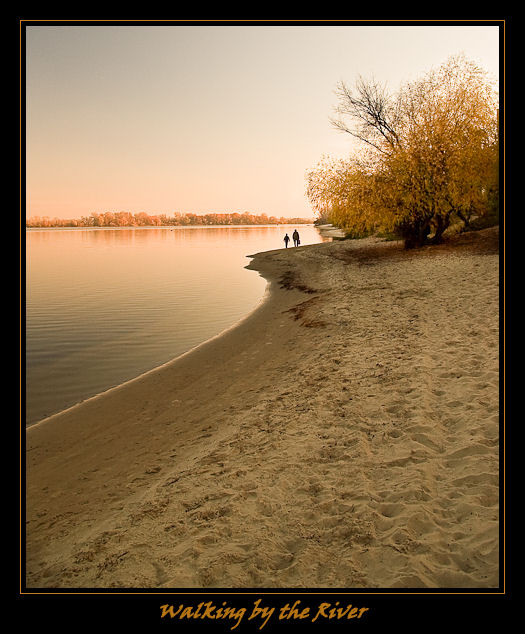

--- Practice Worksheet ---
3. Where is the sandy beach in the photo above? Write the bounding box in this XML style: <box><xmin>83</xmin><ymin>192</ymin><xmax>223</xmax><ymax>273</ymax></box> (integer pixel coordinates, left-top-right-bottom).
<box><xmin>25</xmin><ymin>226</ymin><xmax>500</xmax><ymax>589</ymax></box>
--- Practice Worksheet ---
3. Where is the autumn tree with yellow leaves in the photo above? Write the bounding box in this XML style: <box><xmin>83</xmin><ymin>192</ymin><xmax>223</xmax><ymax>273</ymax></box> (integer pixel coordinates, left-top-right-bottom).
<box><xmin>307</xmin><ymin>55</ymin><xmax>499</xmax><ymax>248</ymax></box>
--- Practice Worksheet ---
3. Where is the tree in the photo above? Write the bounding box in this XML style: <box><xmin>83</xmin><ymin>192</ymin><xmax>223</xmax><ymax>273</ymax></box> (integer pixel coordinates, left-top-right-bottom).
<box><xmin>307</xmin><ymin>154</ymin><xmax>382</xmax><ymax>238</ymax></box>
<box><xmin>308</xmin><ymin>55</ymin><xmax>499</xmax><ymax>248</ymax></box>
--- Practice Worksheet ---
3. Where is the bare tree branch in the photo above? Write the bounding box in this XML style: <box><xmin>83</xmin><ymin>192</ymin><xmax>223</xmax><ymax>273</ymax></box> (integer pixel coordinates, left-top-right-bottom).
<box><xmin>331</xmin><ymin>77</ymin><xmax>400</xmax><ymax>153</ymax></box>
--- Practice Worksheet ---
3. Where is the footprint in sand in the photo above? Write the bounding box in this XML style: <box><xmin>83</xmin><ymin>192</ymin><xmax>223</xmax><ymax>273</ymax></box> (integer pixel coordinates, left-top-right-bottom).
<box><xmin>377</xmin><ymin>503</ymin><xmax>405</xmax><ymax>518</ymax></box>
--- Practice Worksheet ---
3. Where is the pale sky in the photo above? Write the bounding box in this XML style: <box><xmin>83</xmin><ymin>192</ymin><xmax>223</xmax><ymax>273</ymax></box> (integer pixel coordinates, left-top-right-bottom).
<box><xmin>25</xmin><ymin>23</ymin><xmax>500</xmax><ymax>220</ymax></box>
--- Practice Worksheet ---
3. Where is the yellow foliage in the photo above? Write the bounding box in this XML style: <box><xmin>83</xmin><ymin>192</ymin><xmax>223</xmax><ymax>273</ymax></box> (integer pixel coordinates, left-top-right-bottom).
<box><xmin>306</xmin><ymin>54</ymin><xmax>499</xmax><ymax>247</ymax></box>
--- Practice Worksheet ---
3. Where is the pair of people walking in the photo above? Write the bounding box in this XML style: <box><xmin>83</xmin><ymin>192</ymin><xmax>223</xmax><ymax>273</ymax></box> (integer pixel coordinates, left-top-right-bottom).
<box><xmin>284</xmin><ymin>229</ymin><xmax>300</xmax><ymax>248</ymax></box>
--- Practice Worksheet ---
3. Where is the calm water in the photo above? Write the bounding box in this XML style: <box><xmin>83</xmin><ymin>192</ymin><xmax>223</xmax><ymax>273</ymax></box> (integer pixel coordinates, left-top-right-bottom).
<box><xmin>25</xmin><ymin>225</ymin><xmax>329</xmax><ymax>426</ymax></box>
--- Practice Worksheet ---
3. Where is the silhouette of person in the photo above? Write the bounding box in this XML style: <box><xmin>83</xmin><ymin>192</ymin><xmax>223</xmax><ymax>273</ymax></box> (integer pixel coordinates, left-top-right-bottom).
<box><xmin>292</xmin><ymin>229</ymin><xmax>300</xmax><ymax>247</ymax></box>
<box><xmin>284</xmin><ymin>233</ymin><xmax>290</xmax><ymax>248</ymax></box>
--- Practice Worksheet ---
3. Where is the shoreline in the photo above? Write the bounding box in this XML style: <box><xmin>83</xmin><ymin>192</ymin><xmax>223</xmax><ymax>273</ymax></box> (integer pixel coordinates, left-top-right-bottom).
<box><xmin>26</xmin><ymin>278</ymin><xmax>273</xmax><ymax>431</ymax></box>
<box><xmin>25</xmin><ymin>227</ymin><xmax>500</xmax><ymax>589</ymax></box>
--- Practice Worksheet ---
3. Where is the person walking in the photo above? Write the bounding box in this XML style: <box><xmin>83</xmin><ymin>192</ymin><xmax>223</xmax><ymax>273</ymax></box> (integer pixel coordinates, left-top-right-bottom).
<box><xmin>284</xmin><ymin>233</ymin><xmax>290</xmax><ymax>248</ymax></box>
<box><xmin>292</xmin><ymin>229</ymin><xmax>300</xmax><ymax>247</ymax></box>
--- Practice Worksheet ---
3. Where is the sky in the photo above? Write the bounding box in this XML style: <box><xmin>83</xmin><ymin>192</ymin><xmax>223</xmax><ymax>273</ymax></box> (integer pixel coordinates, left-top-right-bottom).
<box><xmin>25</xmin><ymin>23</ymin><xmax>501</xmax><ymax>220</ymax></box>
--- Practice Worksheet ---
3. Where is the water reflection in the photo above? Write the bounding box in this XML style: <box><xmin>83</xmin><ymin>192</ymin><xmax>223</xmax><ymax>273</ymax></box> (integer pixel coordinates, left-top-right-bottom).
<box><xmin>26</xmin><ymin>225</ymin><xmax>329</xmax><ymax>425</ymax></box>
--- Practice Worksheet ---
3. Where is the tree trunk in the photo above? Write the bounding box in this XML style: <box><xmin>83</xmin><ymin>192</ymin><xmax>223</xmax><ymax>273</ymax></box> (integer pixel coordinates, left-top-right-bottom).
<box><xmin>402</xmin><ymin>218</ymin><xmax>431</xmax><ymax>249</ymax></box>
<box><xmin>429</xmin><ymin>213</ymin><xmax>450</xmax><ymax>245</ymax></box>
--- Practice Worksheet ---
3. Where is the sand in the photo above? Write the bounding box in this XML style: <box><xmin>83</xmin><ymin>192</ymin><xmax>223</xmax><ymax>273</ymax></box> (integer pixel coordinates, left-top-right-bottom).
<box><xmin>25</xmin><ymin>226</ymin><xmax>500</xmax><ymax>589</ymax></box>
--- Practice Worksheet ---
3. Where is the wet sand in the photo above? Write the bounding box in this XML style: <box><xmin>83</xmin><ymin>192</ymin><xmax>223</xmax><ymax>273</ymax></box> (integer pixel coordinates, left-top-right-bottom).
<box><xmin>25</xmin><ymin>226</ymin><xmax>500</xmax><ymax>589</ymax></box>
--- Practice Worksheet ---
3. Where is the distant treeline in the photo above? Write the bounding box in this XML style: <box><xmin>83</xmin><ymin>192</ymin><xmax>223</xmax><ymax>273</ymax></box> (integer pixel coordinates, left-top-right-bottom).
<box><xmin>26</xmin><ymin>211</ymin><xmax>313</xmax><ymax>228</ymax></box>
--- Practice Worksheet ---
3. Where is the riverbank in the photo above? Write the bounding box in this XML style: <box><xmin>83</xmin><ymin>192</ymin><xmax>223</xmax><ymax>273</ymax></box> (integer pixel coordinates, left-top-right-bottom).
<box><xmin>25</xmin><ymin>226</ymin><xmax>500</xmax><ymax>589</ymax></box>
<box><xmin>315</xmin><ymin>223</ymin><xmax>347</xmax><ymax>239</ymax></box>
